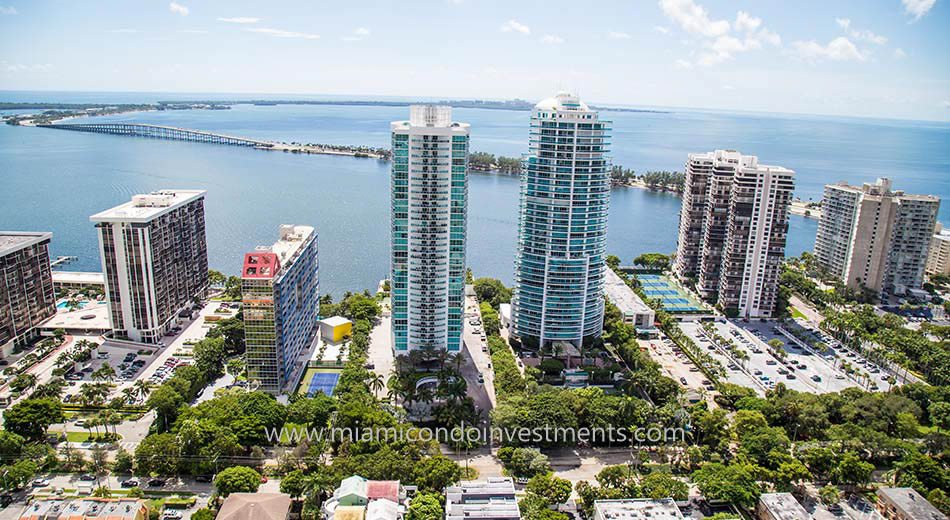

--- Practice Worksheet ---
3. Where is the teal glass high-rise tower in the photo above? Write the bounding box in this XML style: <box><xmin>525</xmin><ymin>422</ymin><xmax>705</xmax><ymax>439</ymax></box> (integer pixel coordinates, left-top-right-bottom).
<box><xmin>391</xmin><ymin>106</ymin><xmax>470</xmax><ymax>354</ymax></box>
<box><xmin>512</xmin><ymin>93</ymin><xmax>611</xmax><ymax>351</ymax></box>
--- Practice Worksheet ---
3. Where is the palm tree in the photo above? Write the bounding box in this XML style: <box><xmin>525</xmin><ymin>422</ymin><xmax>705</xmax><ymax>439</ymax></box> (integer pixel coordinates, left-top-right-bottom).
<box><xmin>121</xmin><ymin>387</ymin><xmax>136</xmax><ymax>405</ymax></box>
<box><xmin>92</xmin><ymin>363</ymin><xmax>115</xmax><ymax>383</ymax></box>
<box><xmin>367</xmin><ymin>373</ymin><xmax>385</xmax><ymax>398</ymax></box>
<box><xmin>133</xmin><ymin>380</ymin><xmax>153</xmax><ymax>401</ymax></box>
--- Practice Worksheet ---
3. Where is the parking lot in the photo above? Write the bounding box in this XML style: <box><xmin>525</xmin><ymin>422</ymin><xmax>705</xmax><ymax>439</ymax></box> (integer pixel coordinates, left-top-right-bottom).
<box><xmin>679</xmin><ymin>319</ymin><xmax>874</xmax><ymax>395</ymax></box>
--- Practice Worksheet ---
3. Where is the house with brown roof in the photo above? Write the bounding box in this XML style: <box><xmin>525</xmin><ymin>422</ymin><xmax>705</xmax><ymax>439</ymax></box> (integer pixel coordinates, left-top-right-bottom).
<box><xmin>217</xmin><ymin>493</ymin><xmax>292</xmax><ymax>520</ymax></box>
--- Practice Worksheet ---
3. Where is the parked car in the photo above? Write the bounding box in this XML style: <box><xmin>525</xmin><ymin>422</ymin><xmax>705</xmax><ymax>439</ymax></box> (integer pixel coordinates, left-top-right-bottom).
<box><xmin>194</xmin><ymin>475</ymin><xmax>212</xmax><ymax>483</ymax></box>
<box><xmin>79</xmin><ymin>474</ymin><xmax>96</xmax><ymax>481</ymax></box>
<box><xmin>147</xmin><ymin>478</ymin><xmax>166</xmax><ymax>487</ymax></box>
<box><xmin>32</xmin><ymin>478</ymin><xmax>51</xmax><ymax>487</ymax></box>
<box><xmin>121</xmin><ymin>478</ymin><xmax>140</xmax><ymax>488</ymax></box>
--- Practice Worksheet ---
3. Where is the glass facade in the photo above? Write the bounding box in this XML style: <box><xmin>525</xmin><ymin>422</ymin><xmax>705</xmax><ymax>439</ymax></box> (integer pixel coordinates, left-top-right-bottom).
<box><xmin>242</xmin><ymin>227</ymin><xmax>319</xmax><ymax>394</ymax></box>
<box><xmin>391</xmin><ymin>106</ymin><xmax>470</xmax><ymax>353</ymax></box>
<box><xmin>512</xmin><ymin>93</ymin><xmax>611</xmax><ymax>350</ymax></box>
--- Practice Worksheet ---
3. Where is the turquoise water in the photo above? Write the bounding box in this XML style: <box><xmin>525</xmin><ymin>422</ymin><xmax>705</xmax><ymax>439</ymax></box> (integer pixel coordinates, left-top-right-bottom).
<box><xmin>2</xmin><ymin>93</ymin><xmax>947</xmax><ymax>295</ymax></box>
<box><xmin>56</xmin><ymin>300</ymin><xmax>95</xmax><ymax>310</ymax></box>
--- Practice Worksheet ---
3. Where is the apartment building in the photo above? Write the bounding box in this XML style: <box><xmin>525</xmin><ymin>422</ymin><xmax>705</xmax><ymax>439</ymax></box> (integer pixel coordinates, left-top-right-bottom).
<box><xmin>926</xmin><ymin>223</ymin><xmax>950</xmax><ymax>276</ymax></box>
<box><xmin>814</xmin><ymin>179</ymin><xmax>939</xmax><ymax>295</ymax></box>
<box><xmin>91</xmin><ymin>190</ymin><xmax>209</xmax><ymax>344</ymax></box>
<box><xmin>445</xmin><ymin>478</ymin><xmax>521</xmax><ymax>520</ymax></box>
<box><xmin>674</xmin><ymin>150</ymin><xmax>794</xmax><ymax>318</ymax></box>
<box><xmin>0</xmin><ymin>232</ymin><xmax>56</xmax><ymax>354</ymax></box>
<box><xmin>242</xmin><ymin>225</ymin><xmax>319</xmax><ymax>394</ymax></box>
<box><xmin>876</xmin><ymin>487</ymin><xmax>947</xmax><ymax>520</ymax></box>
<box><xmin>755</xmin><ymin>493</ymin><xmax>809</xmax><ymax>520</ymax></box>
<box><xmin>390</xmin><ymin>105</ymin><xmax>470</xmax><ymax>354</ymax></box>
<box><xmin>18</xmin><ymin>498</ymin><xmax>148</xmax><ymax>520</ymax></box>
<box><xmin>512</xmin><ymin>92</ymin><xmax>611</xmax><ymax>350</ymax></box>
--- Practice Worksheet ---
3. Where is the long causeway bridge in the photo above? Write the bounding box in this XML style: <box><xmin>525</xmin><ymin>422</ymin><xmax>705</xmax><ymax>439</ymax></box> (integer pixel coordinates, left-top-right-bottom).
<box><xmin>38</xmin><ymin>122</ymin><xmax>274</xmax><ymax>148</ymax></box>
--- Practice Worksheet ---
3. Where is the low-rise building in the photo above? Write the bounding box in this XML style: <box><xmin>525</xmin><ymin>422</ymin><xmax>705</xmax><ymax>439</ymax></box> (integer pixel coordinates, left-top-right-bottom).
<box><xmin>876</xmin><ymin>487</ymin><xmax>947</xmax><ymax>520</ymax></box>
<box><xmin>217</xmin><ymin>493</ymin><xmax>292</xmax><ymax>520</ymax></box>
<box><xmin>51</xmin><ymin>271</ymin><xmax>106</xmax><ymax>293</ymax></box>
<box><xmin>0</xmin><ymin>231</ymin><xmax>56</xmax><ymax>356</ymax></box>
<box><xmin>324</xmin><ymin>475</ymin><xmax>405</xmax><ymax>519</ymax></box>
<box><xmin>19</xmin><ymin>498</ymin><xmax>148</xmax><ymax>520</ymax></box>
<box><xmin>604</xmin><ymin>268</ymin><xmax>656</xmax><ymax>337</ymax></box>
<box><xmin>756</xmin><ymin>493</ymin><xmax>809</xmax><ymax>520</ymax></box>
<box><xmin>320</xmin><ymin>316</ymin><xmax>353</xmax><ymax>344</ymax></box>
<box><xmin>592</xmin><ymin>498</ymin><xmax>685</xmax><ymax>520</ymax></box>
<box><xmin>445</xmin><ymin>477</ymin><xmax>521</xmax><ymax>520</ymax></box>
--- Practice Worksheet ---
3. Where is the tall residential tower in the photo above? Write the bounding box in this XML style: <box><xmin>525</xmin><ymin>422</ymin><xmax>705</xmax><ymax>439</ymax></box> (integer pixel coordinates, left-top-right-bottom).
<box><xmin>390</xmin><ymin>106</ymin><xmax>470</xmax><ymax>354</ymax></box>
<box><xmin>674</xmin><ymin>151</ymin><xmax>794</xmax><ymax>318</ymax></box>
<box><xmin>814</xmin><ymin>178</ymin><xmax>939</xmax><ymax>296</ymax></box>
<box><xmin>0</xmin><ymin>232</ymin><xmax>55</xmax><ymax>353</ymax></box>
<box><xmin>91</xmin><ymin>190</ymin><xmax>209</xmax><ymax>344</ymax></box>
<box><xmin>242</xmin><ymin>225</ymin><xmax>319</xmax><ymax>394</ymax></box>
<box><xmin>512</xmin><ymin>93</ymin><xmax>611</xmax><ymax>350</ymax></box>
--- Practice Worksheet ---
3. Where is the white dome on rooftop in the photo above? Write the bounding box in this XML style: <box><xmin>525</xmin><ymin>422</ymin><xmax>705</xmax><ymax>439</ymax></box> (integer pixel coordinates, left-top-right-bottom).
<box><xmin>535</xmin><ymin>92</ymin><xmax>589</xmax><ymax>112</ymax></box>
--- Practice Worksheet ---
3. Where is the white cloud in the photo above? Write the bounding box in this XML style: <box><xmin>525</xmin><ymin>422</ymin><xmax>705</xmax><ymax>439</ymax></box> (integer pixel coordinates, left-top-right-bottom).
<box><xmin>0</xmin><ymin>6</ymin><xmax>16</xmax><ymax>15</ymax></box>
<box><xmin>661</xmin><ymin>1</ymin><xmax>780</xmax><ymax>67</ymax></box>
<box><xmin>169</xmin><ymin>2</ymin><xmax>189</xmax><ymax>16</ymax></box>
<box><xmin>792</xmin><ymin>37</ymin><xmax>865</xmax><ymax>62</ymax></box>
<box><xmin>1</xmin><ymin>61</ymin><xmax>52</xmax><ymax>73</ymax></box>
<box><xmin>675</xmin><ymin>59</ymin><xmax>693</xmax><ymax>69</ymax></box>
<box><xmin>658</xmin><ymin>0</ymin><xmax>730</xmax><ymax>37</ymax></box>
<box><xmin>655</xmin><ymin>26</ymin><xmax>670</xmax><ymax>35</ymax></box>
<box><xmin>608</xmin><ymin>31</ymin><xmax>632</xmax><ymax>39</ymax></box>
<box><xmin>109</xmin><ymin>28</ymin><xmax>139</xmax><ymax>34</ymax></box>
<box><xmin>247</xmin><ymin>27</ymin><xmax>320</xmax><ymax>40</ymax></box>
<box><xmin>343</xmin><ymin>27</ymin><xmax>371</xmax><ymax>41</ymax></box>
<box><xmin>218</xmin><ymin>17</ymin><xmax>259</xmax><ymax>24</ymax></box>
<box><xmin>178</xmin><ymin>29</ymin><xmax>208</xmax><ymax>34</ymax></box>
<box><xmin>836</xmin><ymin>17</ymin><xmax>887</xmax><ymax>44</ymax></box>
<box><xmin>894</xmin><ymin>47</ymin><xmax>907</xmax><ymax>58</ymax></box>
<box><xmin>902</xmin><ymin>0</ymin><xmax>936</xmax><ymax>20</ymax></box>
<box><xmin>735</xmin><ymin>11</ymin><xmax>761</xmax><ymax>33</ymax></box>
<box><xmin>541</xmin><ymin>34</ymin><xmax>564</xmax><ymax>44</ymax></box>
<box><xmin>500</xmin><ymin>19</ymin><xmax>530</xmax><ymax>35</ymax></box>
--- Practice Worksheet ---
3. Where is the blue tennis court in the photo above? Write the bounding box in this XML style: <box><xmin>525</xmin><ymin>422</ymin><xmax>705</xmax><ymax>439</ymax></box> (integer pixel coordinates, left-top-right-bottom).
<box><xmin>306</xmin><ymin>372</ymin><xmax>340</xmax><ymax>396</ymax></box>
<box><xmin>636</xmin><ymin>274</ymin><xmax>706</xmax><ymax>313</ymax></box>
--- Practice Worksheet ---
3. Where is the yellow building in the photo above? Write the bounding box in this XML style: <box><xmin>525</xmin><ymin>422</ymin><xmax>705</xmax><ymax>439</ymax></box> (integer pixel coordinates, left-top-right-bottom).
<box><xmin>320</xmin><ymin>316</ymin><xmax>353</xmax><ymax>344</ymax></box>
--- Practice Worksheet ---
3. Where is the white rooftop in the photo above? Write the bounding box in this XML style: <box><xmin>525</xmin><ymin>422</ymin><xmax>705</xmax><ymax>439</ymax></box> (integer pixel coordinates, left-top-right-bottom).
<box><xmin>604</xmin><ymin>268</ymin><xmax>653</xmax><ymax>315</ymax></box>
<box><xmin>321</xmin><ymin>316</ymin><xmax>352</xmax><ymax>327</ymax></box>
<box><xmin>593</xmin><ymin>499</ymin><xmax>684</xmax><ymax>520</ymax></box>
<box><xmin>52</xmin><ymin>271</ymin><xmax>105</xmax><ymax>285</ymax></box>
<box><xmin>270</xmin><ymin>224</ymin><xmax>315</xmax><ymax>266</ymax></box>
<box><xmin>758</xmin><ymin>493</ymin><xmax>810</xmax><ymax>520</ymax></box>
<box><xmin>90</xmin><ymin>190</ymin><xmax>206</xmax><ymax>223</ymax></box>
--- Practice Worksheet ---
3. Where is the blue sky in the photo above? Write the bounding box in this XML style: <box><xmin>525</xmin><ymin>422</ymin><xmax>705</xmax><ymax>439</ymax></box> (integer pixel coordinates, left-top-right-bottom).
<box><xmin>0</xmin><ymin>0</ymin><xmax>947</xmax><ymax>121</ymax></box>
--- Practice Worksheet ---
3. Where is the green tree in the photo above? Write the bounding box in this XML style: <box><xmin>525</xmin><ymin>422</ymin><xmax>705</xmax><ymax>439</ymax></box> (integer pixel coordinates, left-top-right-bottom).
<box><xmin>819</xmin><ymin>485</ymin><xmax>841</xmax><ymax>505</ymax></box>
<box><xmin>3</xmin><ymin>398</ymin><xmax>64</xmax><ymax>441</ymax></box>
<box><xmin>214</xmin><ymin>466</ymin><xmax>261</xmax><ymax>497</ymax></box>
<box><xmin>191</xmin><ymin>509</ymin><xmax>215</xmax><ymax>520</ymax></box>
<box><xmin>145</xmin><ymin>385</ymin><xmax>184</xmax><ymax>432</ymax></box>
<box><xmin>413</xmin><ymin>456</ymin><xmax>462</xmax><ymax>493</ymax></box>
<box><xmin>526</xmin><ymin>473</ymin><xmax>572</xmax><ymax>505</ymax></box>
<box><xmin>832</xmin><ymin>452</ymin><xmax>874</xmax><ymax>488</ymax></box>
<box><xmin>691</xmin><ymin>463</ymin><xmax>761</xmax><ymax>508</ymax></box>
<box><xmin>193</xmin><ymin>336</ymin><xmax>227</xmax><ymax>377</ymax></box>
<box><xmin>280</xmin><ymin>470</ymin><xmax>308</xmax><ymax>499</ymax></box>
<box><xmin>407</xmin><ymin>493</ymin><xmax>443</xmax><ymax>520</ymax></box>
<box><xmin>134</xmin><ymin>433</ymin><xmax>181</xmax><ymax>477</ymax></box>
<box><xmin>639</xmin><ymin>471</ymin><xmax>688</xmax><ymax>500</ymax></box>
<box><xmin>0</xmin><ymin>459</ymin><xmax>38</xmax><ymax>491</ymax></box>
<box><xmin>472</xmin><ymin>278</ymin><xmax>512</xmax><ymax>308</ymax></box>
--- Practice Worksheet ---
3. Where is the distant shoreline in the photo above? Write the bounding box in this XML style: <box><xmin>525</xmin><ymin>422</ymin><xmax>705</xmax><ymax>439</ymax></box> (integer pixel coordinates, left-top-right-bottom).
<box><xmin>0</xmin><ymin>98</ymin><xmax>670</xmax><ymax>115</ymax></box>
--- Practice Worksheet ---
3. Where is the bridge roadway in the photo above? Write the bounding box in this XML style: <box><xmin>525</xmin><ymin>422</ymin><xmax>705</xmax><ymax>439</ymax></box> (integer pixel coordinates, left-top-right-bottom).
<box><xmin>38</xmin><ymin>122</ymin><xmax>274</xmax><ymax>148</ymax></box>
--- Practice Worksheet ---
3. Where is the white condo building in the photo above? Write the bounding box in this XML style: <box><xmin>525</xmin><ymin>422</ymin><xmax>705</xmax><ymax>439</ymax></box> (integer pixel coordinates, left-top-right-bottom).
<box><xmin>91</xmin><ymin>190</ymin><xmax>209</xmax><ymax>344</ymax></box>
<box><xmin>390</xmin><ymin>106</ymin><xmax>470</xmax><ymax>354</ymax></box>
<box><xmin>512</xmin><ymin>93</ymin><xmax>611</xmax><ymax>351</ymax></box>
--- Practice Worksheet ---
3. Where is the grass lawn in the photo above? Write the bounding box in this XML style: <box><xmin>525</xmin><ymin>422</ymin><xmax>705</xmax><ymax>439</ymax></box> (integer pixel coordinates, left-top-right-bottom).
<box><xmin>62</xmin><ymin>431</ymin><xmax>122</xmax><ymax>443</ymax></box>
<box><xmin>790</xmin><ymin>306</ymin><xmax>807</xmax><ymax>320</ymax></box>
